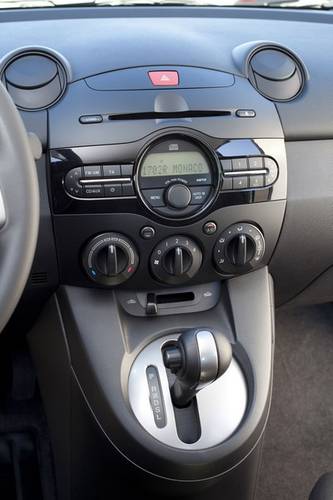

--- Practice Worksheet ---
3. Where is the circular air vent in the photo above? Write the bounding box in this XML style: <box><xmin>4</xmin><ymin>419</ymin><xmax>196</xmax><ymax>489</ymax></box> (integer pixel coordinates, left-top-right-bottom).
<box><xmin>0</xmin><ymin>49</ymin><xmax>70</xmax><ymax>111</ymax></box>
<box><xmin>248</xmin><ymin>46</ymin><xmax>305</xmax><ymax>101</ymax></box>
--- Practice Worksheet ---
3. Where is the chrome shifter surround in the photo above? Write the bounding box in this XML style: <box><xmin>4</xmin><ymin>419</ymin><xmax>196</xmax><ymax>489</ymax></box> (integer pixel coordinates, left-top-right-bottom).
<box><xmin>128</xmin><ymin>333</ymin><xmax>247</xmax><ymax>450</ymax></box>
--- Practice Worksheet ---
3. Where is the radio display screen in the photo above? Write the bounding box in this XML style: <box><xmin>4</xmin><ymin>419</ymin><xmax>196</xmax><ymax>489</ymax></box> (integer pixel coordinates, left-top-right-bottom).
<box><xmin>140</xmin><ymin>151</ymin><xmax>210</xmax><ymax>177</ymax></box>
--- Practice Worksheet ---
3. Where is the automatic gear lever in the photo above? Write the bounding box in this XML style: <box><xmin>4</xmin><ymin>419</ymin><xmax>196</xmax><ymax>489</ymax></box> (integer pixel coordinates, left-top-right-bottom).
<box><xmin>163</xmin><ymin>329</ymin><xmax>232</xmax><ymax>408</ymax></box>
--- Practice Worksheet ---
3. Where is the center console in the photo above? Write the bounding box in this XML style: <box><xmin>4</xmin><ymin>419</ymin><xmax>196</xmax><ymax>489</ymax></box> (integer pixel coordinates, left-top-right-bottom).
<box><xmin>30</xmin><ymin>60</ymin><xmax>286</xmax><ymax>500</ymax></box>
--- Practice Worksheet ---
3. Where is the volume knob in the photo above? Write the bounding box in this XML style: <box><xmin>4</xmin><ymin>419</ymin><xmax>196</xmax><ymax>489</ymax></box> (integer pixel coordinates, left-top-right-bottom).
<box><xmin>166</xmin><ymin>184</ymin><xmax>192</xmax><ymax>209</ymax></box>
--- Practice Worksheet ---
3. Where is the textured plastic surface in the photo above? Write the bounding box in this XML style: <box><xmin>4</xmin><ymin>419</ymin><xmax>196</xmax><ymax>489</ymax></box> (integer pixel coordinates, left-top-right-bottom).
<box><xmin>49</xmin><ymin>77</ymin><xmax>282</xmax><ymax>149</ymax></box>
<box><xmin>270</xmin><ymin>140</ymin><xmax>333</xmax><ymax>306</ymax></box>
<box><xmin>86</xmin><ymin>66</ymin><xmax>234</xmax><ymax>91</ymax></box>
<box><xmin>0</xmin><ymin>7</ymin><xmax>331</xmax><ymax>139</ymax></box>
<box><xmin>28</xmin><ymin>268</ymin><xmax>273</xmax><ymax>485</ymax></box>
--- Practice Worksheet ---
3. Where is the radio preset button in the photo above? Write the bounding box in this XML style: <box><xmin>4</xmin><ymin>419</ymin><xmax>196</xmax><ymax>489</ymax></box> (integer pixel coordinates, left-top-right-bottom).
<box><xmin>142</xmin><ymin>189</ymin><xmax>165</xmax><ymax>207</ymax></box>
<box><xmin>122</xmin><ymin>183</ymin><xmax>135</xmax><ymax>196</ymax></box>
<box><xmin>221</xmin><ymin>178</ymin><xmax>233</xmax><ymax>191</ymax></box>
<box><xmin>249</xmin><ymin>175</ymin><xmax>264</xmax><ymax>188</ymax></box>
<box><xmin>220</xmin><ymin>159</ymin><xmax>232</xmax><ymax>172</ymax></box>
<box><xmin>232</xmin><ymin>177</ymin><xmax>248</xmax><ymax>190</ymax></box>
<box><xmin>248</xmin><ymin>157</ymin><xmax>263</xmax><ymax>170</ymax></box>
<box><xmin>232</xmin><ymin>158</ymin><xmax>248</xmax><ymax>171</ymax></box>
<box><xmin>121</xmin><ymin>164</ymin><xmax>134</xmax><ymax>177</ymax></box>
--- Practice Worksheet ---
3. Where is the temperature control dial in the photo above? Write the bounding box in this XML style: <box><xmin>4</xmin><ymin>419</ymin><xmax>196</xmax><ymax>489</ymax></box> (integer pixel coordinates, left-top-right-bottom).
<box><xmin>150</xmin><ymin>236</ymin><xmax>202</xmax><ymax>285</ymax></box>
<box><xmin>214</xmin><ymin>223</ymin><xmax>265</xmax><ymax>275</ymax></box>
<box><xmin>82</xmin><ymin>232</ymin><xmax>139</xmax><ymax>286</ymax></box>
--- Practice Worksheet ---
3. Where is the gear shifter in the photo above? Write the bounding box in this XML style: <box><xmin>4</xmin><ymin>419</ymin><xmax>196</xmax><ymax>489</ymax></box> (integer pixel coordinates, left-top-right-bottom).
<box><xmin>163</xmin><ymin>329</ymin><xmax>232</xmax><ymax>408</ymax></box>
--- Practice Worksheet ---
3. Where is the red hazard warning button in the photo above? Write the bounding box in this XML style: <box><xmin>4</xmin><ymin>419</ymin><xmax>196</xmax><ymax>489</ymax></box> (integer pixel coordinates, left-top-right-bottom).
<box><xmin>148</xmin><ymin>71</ymin><xmax>179</xmax><ymax>86</ymax></box>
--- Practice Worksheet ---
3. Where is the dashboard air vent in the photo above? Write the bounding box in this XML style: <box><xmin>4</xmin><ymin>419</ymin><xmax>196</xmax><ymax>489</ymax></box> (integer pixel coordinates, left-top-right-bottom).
<box><xmin>31</xmin><ymin>272</ymin><xmax>48</xmax><ymax>285</ymax></box>
<box><xmin>1</xmin><ymin>49</ymin><xmax>68</xmax><ymax>111</ymax></box>
<box><xmin>248</xmin><ymin>47</ymin><xmax>304</xmax><ymax>101</ymax></box>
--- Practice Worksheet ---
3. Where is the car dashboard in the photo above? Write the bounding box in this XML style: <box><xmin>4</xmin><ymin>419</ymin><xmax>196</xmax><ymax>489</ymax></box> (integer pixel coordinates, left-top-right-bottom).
<box><xmin>1</xmin><ymin>6</ymin><xmax>333</xmax><ymax>500</ymax></box>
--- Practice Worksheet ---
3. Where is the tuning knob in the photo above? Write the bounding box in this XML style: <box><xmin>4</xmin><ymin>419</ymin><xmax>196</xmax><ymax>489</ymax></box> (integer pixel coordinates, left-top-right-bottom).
<box><xmin>150</xmin><ymin>236</ymin><xmax>202</xmax><ymax>284</ymax></box>
<box><xmin>82</xmin><ymin>232</ymin><xmax>139</xmax><ymax>286</ymax></box>
<box><xmin>214</xmin><ymin>223</ymin><xmax>265</xmax><ymax>275</ymax></box>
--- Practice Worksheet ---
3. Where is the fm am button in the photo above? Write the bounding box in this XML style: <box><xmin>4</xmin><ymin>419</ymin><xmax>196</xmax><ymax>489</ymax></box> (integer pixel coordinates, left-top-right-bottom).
<box><xmin>148</xmin><ymin>70</ymin><xmax>179</xmax><ymax>86</ymax></box>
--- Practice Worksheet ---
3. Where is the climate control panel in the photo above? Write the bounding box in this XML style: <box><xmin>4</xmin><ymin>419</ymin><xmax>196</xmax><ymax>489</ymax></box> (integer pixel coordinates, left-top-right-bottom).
<box><xmin>81</xmin><ymin>223</ymin><xmax>266</xmax><ymax>288</ymax></box>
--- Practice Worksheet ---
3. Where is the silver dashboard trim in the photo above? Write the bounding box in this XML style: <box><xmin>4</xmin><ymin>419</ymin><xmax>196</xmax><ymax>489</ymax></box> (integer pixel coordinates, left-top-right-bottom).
<box><xmin>0</xmin><ymin>190</ymin><xmax>6</xmax><ymax>229</ymax></box>
<box><xmin>224</xmin><ymin>169</ymin><xmax>267</xmax><ymax>177</ymax></box>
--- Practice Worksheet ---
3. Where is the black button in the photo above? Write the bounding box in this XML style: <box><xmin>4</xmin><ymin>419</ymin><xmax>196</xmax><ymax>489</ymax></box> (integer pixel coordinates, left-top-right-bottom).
<box><xmin>122</xmin><ymin>183</ymin><xmax>135</xmax><ymax>196</ymax></box>
<box><xmin>140</xmin><ymin>226</ymin><xmax>156</xmax><ymax>240</ymax></box>
<box><xmin>121</xmin><ymin>164</ymin><xmax>134</xmax><ymax>177</ymax></box>
<box><xmin>249</xmin><ymin>175</ymin><xmax>264</xmax><ymax>188</ymax></box>
<box><xmin>236</xmin><ymin>109</ymin><xmax>256</xmax><ymax>118</ymax></box>
<box><xmin>185</xmin><ymin>174</ymin><xmax>212</xmax><ymax>185</ymax></box>
<box><xmin>103</xmin><ymin>165</ymin><xmax>121</xmax><ymax>177</ymax></box>
<box><xmin>221</xmin><ymin>178</ymin><xmax>233</xmax><ymax>191</ymax></box>
<box><xmin>220</xmin><ymin>159</ymin><xmax>232</xmax><ymax>172</ymax></box>
<box><xmin>232</xmin><ymin>177</ymin><xmax>248</xmax><ymax>190</ymax></box>
<box><xmin>67</xmin><ymin>185</ymin><xmax>83</xmax><ymax>197</ymax></box>
<box><xmin>203</xmin><ymin>221</ymin><xmax>217</xmax><ymax>235</ymax></box>
<box><xmin>248</xmin><ymin>157</ymin><xmax>263</xmax><ymax>170</ymax></box>
<box><xmin>142</xmin><ymin>189</ymin><xmax>165</xmax><ymax>207</ymax></box>
<box><xmin>65</xmin><ymin>167</ymin><xmax>83</xmax><ymax>195</ymax></box>
<box><xmin>104</xmin><ymin>184</ymin><xmax>122</xmax><ymax>197</ymax></box>
<box><xmin>83</xmin><ymin>165</ymin><xmax>102</xmax><ymax>178</ymax></box>
<box><xmin>190</xmin><ymin>186</ymin><xmax>211</xmax><ymax>205</ymax></box>
<box><xmin>82</xmin><ymin>184</ymin><xmax>104</xmax><ymax>198</ymax></box>
<box><xmin>232</xmin><ymin>158</ymin><xmax>248</xmax><ymax>171</ymax></box>
<box><xmin>79</xmin><ymin>115</ymin><xmax>103</xmax><ymax>124</ymax></box>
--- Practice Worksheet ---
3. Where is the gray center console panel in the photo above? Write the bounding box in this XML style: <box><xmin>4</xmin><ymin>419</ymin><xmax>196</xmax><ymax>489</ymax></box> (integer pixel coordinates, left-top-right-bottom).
<box><xmin>29</xmin><ymin>267</ymin><xmax>274</xmax><ymax>500</ymax></box>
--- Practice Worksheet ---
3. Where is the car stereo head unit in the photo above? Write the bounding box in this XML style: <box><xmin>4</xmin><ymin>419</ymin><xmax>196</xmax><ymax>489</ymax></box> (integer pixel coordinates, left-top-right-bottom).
<box><xmin>135</xmin><ymin>133</ymin><xmax>220</xmax><ymax>220</ymax></box>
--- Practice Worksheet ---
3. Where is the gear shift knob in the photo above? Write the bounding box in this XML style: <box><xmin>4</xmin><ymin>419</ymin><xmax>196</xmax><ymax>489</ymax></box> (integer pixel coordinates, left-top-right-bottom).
<box><xmin>163</xmin><ymin>329</ymin><xmax>232</xmax><ymax>408</ymax></box>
